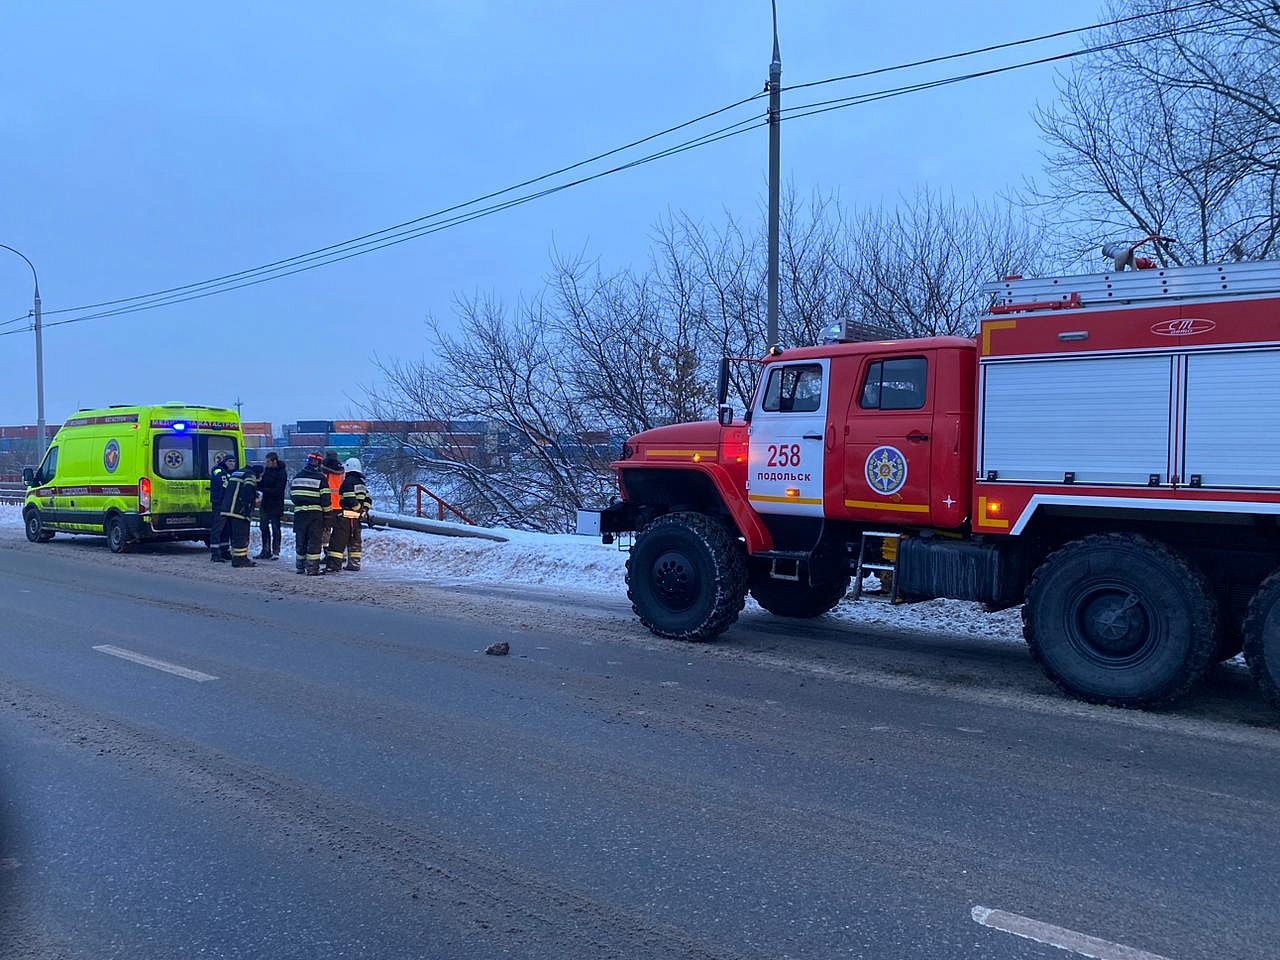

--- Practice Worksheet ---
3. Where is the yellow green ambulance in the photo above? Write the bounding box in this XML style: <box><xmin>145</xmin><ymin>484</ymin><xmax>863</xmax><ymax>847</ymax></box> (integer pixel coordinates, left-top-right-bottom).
<box><xmin>22</xmin><ymin>403</ymin><xmax>243</xmax><ymax>553</ymax></box>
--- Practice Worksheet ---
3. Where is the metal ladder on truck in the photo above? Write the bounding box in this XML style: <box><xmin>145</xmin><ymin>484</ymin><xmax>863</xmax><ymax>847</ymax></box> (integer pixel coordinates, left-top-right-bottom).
<box><xmin>851</xmin><ymin>531</ymin><xmax>901</xmax><ymax>603</ymax></box>
<box><xmin>986</xmin><ymin>260</ymin><xmax>1280</xmax><ymax>315</ymax></box>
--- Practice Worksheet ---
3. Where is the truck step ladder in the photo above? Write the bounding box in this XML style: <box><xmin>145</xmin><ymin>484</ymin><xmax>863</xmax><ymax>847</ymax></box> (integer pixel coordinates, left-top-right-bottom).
<box><xmin>852</xmin><ymin>531</ymin><xmax>901</xmax><ymax>603</ymax></box>
<box><xmin>985</xmin><ymin>260</ymin><xmax>1280</xmax><ymax>315</ymax></box>
<box><xmin>759</xmin><ymin>549</ymin><xmax>808</xmax><ymax>582</ymax></box>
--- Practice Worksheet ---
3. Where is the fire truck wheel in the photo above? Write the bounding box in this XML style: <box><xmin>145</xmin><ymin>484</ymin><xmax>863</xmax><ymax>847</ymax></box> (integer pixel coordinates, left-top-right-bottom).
<box><xmin>106</xmin><ymin>515</ymin><xmax>130</xmax><ymax>554</ymax></box>
<box><xmin>1243</xmin><ymin>571</ymin><xmax>1280</xmax><ymax>709</ymax></box>
<box><xmin>24</xmin><ymin>508</ymin><xmax>54</xmax><ymax>543</ymax></box>
<box><xmin>750</xmin><ymin>576</ymin><xmax>850</xmax><ymax>618</ymax></box>
<box><xmin>627</xmin><ymin>512</ymin><xmax>748</xmax><ymax>641</ymax></box>
<box><xmin>1023</xmin><ymin>533</ymin><xmax>1217</xmax><ymax>709</ymax></box>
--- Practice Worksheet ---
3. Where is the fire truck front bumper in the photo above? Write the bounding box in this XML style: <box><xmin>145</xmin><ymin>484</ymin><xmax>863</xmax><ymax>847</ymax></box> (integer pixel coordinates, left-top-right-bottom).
<box><xmin>576</xmin><ymin>501</ymin><xmax>640</xmax><ymax>542</ymax></box>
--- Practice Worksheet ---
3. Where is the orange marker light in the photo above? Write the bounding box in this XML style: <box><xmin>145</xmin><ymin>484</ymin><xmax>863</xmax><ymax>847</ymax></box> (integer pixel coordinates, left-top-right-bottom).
<box><xmin>987</xmin><ymin>499</ymin><xmax>1003</xmax><ymax>516</ymax></box>
<box><xmin>692</xmin><ymin>453</ymin><xmax>702</xmax><ymax>463</ymax></box>
<box><xmin>785</xmin><ymin>487</ymin><xmax>800</xmax><ymax>498</ymax></box>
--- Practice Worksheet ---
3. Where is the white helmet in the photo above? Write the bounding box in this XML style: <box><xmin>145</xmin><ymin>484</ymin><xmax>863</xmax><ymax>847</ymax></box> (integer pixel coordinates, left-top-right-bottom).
<box><xmin>343</xmin><ymin>457</ymin><xmax>363</xmax><ymax>473</ymax></box>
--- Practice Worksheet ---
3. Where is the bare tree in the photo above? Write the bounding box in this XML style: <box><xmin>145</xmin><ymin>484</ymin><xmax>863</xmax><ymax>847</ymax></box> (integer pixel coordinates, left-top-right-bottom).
<box><xmin>361</xmin><ymin>439</ymin><xmax>421</xmax><ymax>514</ymax></box>
<box><xmin>1034</xmin><ymin>0</ymin><xmax>1280</xmax><ymax>264</ymax></box>
<box><xmin>367</xmin><ymin>297</ymin><xmax>618</xmax><ymax>531</ymax></box>
<box><xmin>845</xmin><ymin>190</ymin><xmax>1042</xmax><ymax>337</ymax></box>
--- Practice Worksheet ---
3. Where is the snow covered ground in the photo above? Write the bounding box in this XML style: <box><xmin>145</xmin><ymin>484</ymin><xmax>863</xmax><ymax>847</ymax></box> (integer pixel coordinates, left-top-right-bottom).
<box><xmin>0</xmin><ymin>503</ymin><xmax>1024</xmax><ymax>644</ymax></box>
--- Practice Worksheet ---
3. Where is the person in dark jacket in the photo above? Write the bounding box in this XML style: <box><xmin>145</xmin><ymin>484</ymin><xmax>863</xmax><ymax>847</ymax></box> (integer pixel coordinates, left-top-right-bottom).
<box><xmin>255</xmin><ymin>452</ymin><xmax>287</xmax><ymax>560</ymax></box>
<box><xmin>221</xmin><ymin>464</ymin><xmax>261</xmax><ymax>568</ymax></box>
<box><xmin>290</xmin><ymin>452</ymin><xmax>329</xmax><ymax>575</ymax></box>
<box><xmin>208</xmin><ymin>453</ymin><xmax>236</xmax><ymax>562</ymax></box>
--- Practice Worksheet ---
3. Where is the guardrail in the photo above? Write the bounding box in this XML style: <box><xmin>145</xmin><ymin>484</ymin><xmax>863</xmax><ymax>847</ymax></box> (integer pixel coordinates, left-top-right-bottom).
<box><xmin>0</xmin><ymin>481</ymin><xmax>24</xmax><ymax>505</ymax></box>
<box><xmin>401</xmin><ymin>484</ymin><xmax>475</xmax><ymax>525</ymax></box>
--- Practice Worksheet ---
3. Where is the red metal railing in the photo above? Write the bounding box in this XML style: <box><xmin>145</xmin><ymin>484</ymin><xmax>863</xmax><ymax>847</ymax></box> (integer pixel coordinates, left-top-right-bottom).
<box><xmin>401</xmin><ymin>484</ymin><xmax>476</xmax><ymax>525</ymax></box>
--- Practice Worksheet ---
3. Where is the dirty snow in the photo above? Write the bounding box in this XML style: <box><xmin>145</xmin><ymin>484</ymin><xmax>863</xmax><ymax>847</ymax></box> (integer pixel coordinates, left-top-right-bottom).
<box><xmin>0</xmin><ymin>502</ymin><xmax>1022</xmax><ymax>644</ymax></box>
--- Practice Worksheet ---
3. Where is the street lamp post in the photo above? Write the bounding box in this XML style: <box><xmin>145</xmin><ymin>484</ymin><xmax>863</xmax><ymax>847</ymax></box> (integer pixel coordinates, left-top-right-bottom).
<box><xmin>766</xmin><ymin>0</ymin><xmax>782</xmax><ymax>350</ymax></box>
<box><xmin>0</xmin><ymin>244</ymin><xmax>46</xmax><ymax>460</ymax></box>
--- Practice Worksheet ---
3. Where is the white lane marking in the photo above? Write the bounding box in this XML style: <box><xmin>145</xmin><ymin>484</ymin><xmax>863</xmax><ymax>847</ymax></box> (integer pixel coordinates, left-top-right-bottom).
<box><xmin>972</xmin><ymin>906</ymin><xmax>1174</xmax><ymax>960</ymax></box>
<box><xmin>92</xmin><ymin>645</ymin><xmax>218</xmax><ymax>683</ymax></box>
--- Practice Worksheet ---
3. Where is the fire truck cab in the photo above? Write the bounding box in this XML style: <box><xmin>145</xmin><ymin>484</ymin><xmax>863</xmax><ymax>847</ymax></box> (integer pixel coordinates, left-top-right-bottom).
<box><xmin>589</xmin><ymin>258</ymin><xmax>1280</xmax><ymax>711</ymax></box>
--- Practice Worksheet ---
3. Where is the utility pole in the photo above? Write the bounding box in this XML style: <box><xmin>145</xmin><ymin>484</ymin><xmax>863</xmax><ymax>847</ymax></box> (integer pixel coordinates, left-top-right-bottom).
<box><xmin>0</xmin><ymin>244</ymin><xmax>46</xmax><ymax>459</ymax></box>
<box><xmin>234</xmin><ymin>397</ymin><xmax>244</xmax><ymax>418</ymax></box>
<box><xmin>766</xmin><ymin>0</ymin><xmax>782</xmax><ymax>350</ymax></box>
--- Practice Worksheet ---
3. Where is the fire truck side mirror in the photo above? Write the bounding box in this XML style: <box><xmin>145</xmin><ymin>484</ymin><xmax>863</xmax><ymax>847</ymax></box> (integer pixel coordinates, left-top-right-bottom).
<box><xmin>716</xmin><ymin>356</ymin><xmax>730</xmax><ymax>406</ymax></box>
<box><xmin>717</xmin><ymin>404</ymin><xmax>734</xmax><ymax>427</ymax></box>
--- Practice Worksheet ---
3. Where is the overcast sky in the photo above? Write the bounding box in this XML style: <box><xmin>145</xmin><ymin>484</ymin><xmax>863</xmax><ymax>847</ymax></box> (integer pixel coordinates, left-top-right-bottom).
<box><xmin>0</xmin><ymin>1</ymin><xmax>1089</xmax><ymax>432</ymax></box>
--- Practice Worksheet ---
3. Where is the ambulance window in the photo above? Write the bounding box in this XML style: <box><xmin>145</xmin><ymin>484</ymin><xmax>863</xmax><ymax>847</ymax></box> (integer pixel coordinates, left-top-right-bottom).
<box><xmin>156</xmin><ymin>435</ymin><xmax>197</xmax><ymax>480</ymax></box>
<box><xmin>38</xmin><ymin>446</ymin><xmax>58</xmax><ymax>483</ymax></box>
<box><xmin>205</xmin><ymin>437</ymin><xmax>239</xmax><ymax>476</ymax></box>
<box><xmin>762</xmin><ymin>364</ymin><xmax>823</xmax><ymax>413</ymax></box>
<box><xmin>860</xmin><ymin>357</ymin><xmax>927</xmax><ymax>411</ymax></box>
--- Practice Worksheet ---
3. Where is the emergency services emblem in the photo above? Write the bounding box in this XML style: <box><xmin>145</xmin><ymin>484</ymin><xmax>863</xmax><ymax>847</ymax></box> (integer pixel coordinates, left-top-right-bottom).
<box><xmin>163</xmin><ymin>449</ymin><xmax>185</xmax><ymax>470</ymax></box>
<box><xmin>865</xmin><ymin>445</ymin><xmax>907</xmax><ymax>496</ymax></box>
<box><xmin>103</xmin><ymin>439</ymin><xmax>121</xmax><ymax>474</ymax></box>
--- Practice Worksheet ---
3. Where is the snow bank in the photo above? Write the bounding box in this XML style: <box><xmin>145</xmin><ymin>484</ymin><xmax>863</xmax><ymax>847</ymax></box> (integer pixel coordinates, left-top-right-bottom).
<box><xmin>0</xmin><ymin>501</ymin><xmax>1020</xmax><ymax>643</ymax></box>
<box><xmin>0</xmin><ymin>503</ymin><xmax>21</xmax><ymax>529</ymax></box>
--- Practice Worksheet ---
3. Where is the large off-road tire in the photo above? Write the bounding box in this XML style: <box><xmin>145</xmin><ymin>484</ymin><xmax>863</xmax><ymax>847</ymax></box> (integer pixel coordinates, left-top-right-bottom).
<box><xmin>626</xmin><ymin>512</ymin><xmax>748</xmax><ymax>641</ymax></box>
<box><xmin>106</xmin><ymin>515</ymin><xmax>130</xmax><ymax>554</ymax></box>
<box><xmin>24</xmin><ymin>508</ymin><xmax>53</xmax><ymax>543</ymax></box>
<box><xmin>1022</xmin><ymin>533</ymin><xmax>1217</xmax><ymax>709</ymax></box>
<box><xmin>1243</xmin><ymin>570</ymin><xmax>1280</xmax><ymax>709</ymax></box>
<box><xmin>750</xmin><ymin>576</ymin><xmax>850</xmax><ymax>618</ymax></box>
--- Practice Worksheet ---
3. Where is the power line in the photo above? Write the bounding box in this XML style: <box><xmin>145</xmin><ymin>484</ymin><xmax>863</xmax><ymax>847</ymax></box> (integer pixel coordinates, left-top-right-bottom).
<box><xmin>781</xmin><ymin>0</ymin><xmax>1216</xmax><ymax>94</ymax></box>
<box><xmin>779</xmin><ymin>10</ymin><xmax>1240</xmax><ymax>122</ymax></box>
<box><xmin>38</xmin><ymin>92</ymin><xmax>767</xmax><ymax>319</ymax></box>
<box><xmin>4</xmin><ymin>3</ymin><xmax>1236</xmax><ymax>338</ymax></box>
<box><xmin>5</xmin><ymin>117</ymin><xmax>767</xmax><ymax>336</ymax></box>
<box><xmin>32</xmin><ymin>4</ymin><xmax>1214</xmax><ymax>325</ymax></box>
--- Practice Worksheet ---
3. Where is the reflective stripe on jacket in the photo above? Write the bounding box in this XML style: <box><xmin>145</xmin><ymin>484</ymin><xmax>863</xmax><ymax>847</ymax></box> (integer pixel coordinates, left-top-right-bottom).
<box><xmin>221</xmin><ymin>469</ymin><xmax>259</xmax><ymax>520</ymax></box>
<box><xmin>290</xmin><ymin>467</ymin><xmax>328</xmax><ymax>512</ymax></box>
<box><xmin>339</xmin><ymin>471</ymin><xmax>373</xmax><ymax>518</ymax></box>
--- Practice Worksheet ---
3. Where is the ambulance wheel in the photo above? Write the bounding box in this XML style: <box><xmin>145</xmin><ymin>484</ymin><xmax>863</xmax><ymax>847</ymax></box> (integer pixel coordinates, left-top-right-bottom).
<box><xmin>24</xmin><ymin>508</ymin><xmax>53</xmax><ymax>543</ymax></box>
<box><xmin>106</xmin><ymin>515</ymin><xmax>130</xmax><ymax>554</ymax></box>
<box><xmin>750</xmin><ymin>576</ymin><xmax>850</xmax><ymax>618</ymax></box>
<box><xmin>1022</xmin><ymin>533</ymin><xmax>1217</xmax><ymax>709</ymax></box>
<box><xmin>627</xmin><ymin>512</ymin><xmax>748</xmax><ymax>642</ymax></box>
<box><xmin>1243</xmin><ymin>571</ymin><xmax>1280</xmax><ymax>709</ymax></box>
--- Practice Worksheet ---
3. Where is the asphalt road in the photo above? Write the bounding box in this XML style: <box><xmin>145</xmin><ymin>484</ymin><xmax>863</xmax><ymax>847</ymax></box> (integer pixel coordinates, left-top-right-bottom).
<box><xmin>2</xmin><ymin>535</ymin><xmax>1279</xmax><ymax>960</ymax></box>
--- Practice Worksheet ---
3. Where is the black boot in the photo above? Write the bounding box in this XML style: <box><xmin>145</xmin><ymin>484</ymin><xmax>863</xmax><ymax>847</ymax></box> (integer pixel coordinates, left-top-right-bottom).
<box><xmin>220</xmin><ymin>548</ymin><xmax>232</xmax><ymax>561</ymax></box>
<box><xmin>231</xmin><ymin>556</ymin><xmax>257</xmax><ymax>568</ymax></box>
<box><xmin>211</xmin><ymin>552</ymin><xmax>227</xmax><ymax>563</ymax></box>
<box><xmin>255</xmin><ymin>547</ymin><xmax>272</xmax><ymax>560</ymax></box>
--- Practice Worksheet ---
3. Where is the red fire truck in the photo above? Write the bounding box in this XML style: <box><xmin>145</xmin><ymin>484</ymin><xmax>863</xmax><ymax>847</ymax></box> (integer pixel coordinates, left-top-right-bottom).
<box><xmin>583</xmin><ymin>258</ymin><xmax>1280</xmax><ymax>709</ymax></box>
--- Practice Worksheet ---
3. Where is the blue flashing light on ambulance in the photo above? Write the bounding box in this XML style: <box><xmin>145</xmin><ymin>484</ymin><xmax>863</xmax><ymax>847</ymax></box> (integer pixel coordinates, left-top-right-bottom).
<box><xmin>22</xmin><ymin>403</ymin><xmax>243</xmax><ymax>553</ymax></box>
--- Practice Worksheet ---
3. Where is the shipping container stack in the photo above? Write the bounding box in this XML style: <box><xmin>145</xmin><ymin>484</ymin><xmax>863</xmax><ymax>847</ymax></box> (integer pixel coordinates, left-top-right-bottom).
<box><xmin>0</xmin><ymin>424</ymin><xmax>60</xmax><ymax>455</ymax></box>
